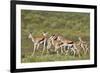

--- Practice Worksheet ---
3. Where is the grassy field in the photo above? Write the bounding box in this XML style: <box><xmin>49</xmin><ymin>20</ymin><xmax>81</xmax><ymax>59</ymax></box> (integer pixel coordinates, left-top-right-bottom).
<box><xmin>21</xmin><ymin>10</ymin><xmax>90</xmax><ymax>63</ymax></box>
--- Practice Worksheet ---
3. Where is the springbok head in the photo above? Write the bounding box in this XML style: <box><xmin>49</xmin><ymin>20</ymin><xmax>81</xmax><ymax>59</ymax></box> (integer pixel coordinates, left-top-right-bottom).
<box><xmin>78</xmin><ymin>37</ymin><xmax>82</xmax><ymax>41</ymax></box>
<box><xmin>57</xmin><ymin>35</ymin><xmax>64</xmax><ymax>41</ymax></box>
<box><xmin>42</xmin><ymin>31</ymin><xmax>48</xmax><ymax>37</ymax></box>
<box><xmin>28</xmin><ymin>32</ymin><xmax>32</xmax><ymax>39</ymax></box>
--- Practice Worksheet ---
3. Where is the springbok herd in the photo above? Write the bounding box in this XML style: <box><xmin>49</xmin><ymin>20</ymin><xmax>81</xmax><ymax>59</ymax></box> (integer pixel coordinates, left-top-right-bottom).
<box><xmin>28</xmin><ymin>32</ymin><xmax>89</xmax><ymax>57</ymax></box>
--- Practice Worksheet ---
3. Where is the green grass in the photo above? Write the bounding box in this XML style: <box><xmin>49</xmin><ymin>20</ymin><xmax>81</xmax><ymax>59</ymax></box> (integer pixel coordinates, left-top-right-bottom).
<box><xmin>21</xmin><ymin>10</ymin><xmax>90</xmax><ymax>63</ymax></box>
<box><xmin>22</xmin><ymin>53</ymin><xmax>90</xmax><ymax>63</ymax></box>
<box><xmin>21</xmin><ymin>46</ymin><xmax>90</xmax><ymax>63</ymax></box>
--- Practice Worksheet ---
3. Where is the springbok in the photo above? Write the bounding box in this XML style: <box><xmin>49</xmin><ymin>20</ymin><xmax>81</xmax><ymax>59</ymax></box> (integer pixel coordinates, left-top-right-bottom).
<box><xmin>47</xmin><ymin>35</ymin><xmax>64</xmax><ymax>55</ymax></box>
<box><xmin>77</xmin><ymin>37</ymin><xmax>89</xmax><ymax>54</ymax></box>
<box><xmin>53</xmin><ymin>34</ymin><xmax>79</xmax><ymax>56</ymax></box>
<box><xmin>28</xmin><ymin>32</ymin><xmax>48</xmax><ymax>56</ymax></box>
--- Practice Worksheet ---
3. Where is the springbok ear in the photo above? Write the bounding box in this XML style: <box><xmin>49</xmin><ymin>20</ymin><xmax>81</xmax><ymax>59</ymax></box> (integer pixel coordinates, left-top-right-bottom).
<box><xmin>78</xmin><ymin>37</ymin><xmax>81</xmax><ymax>39</ymax></box>
<box><xmin>43</xmin><ymin>31</ymin><xmax>46</xmax><ymax>33</ymax></box>
<box><xmin>78</xmin><ymin>37</ymin><xmax>82</xmax><ymax>41</ymax></box>
<box><xmin>52</xmin><ymin>34</ymin><xmax>54</xmax><ymax>36</ymax></box>
<box><xmin>29</xmin><ymin>32</ymin><xmax>32</xmax><ymax>34</ymax></box>
<box><xmin>42</xmin><ymin>31</ymin><xmax>48</xmax><ymax>34</ymax></box>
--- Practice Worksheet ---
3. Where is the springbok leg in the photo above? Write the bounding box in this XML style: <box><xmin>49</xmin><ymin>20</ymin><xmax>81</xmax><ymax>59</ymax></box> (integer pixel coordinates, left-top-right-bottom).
<box><xmin>70</xmin><ymin>45</ymin><xmax>76</xmax><ymax>56</ymax></box>
<box><xmin>55</xmin><ymin>46</ymin><xmax>59</xmax><ymax>55</ymax></box>
<box><xmin>31</xmin><ymin>43</ymin><xmax>37</xmax><ymax>56</ymax></box>
<box><xmin>61</xmin><ymin>46</ymin><xmax>64</xmax><ymax>54</ymax></box>
<box><xmin>41</xmin><ymin>40</ymin><xmax>46</xmax><ymax>55</ymax></box>
<box><xmin>36</xmin><ymin>44</ymin><xmax>40</xmax><ymax>50</ymax></box>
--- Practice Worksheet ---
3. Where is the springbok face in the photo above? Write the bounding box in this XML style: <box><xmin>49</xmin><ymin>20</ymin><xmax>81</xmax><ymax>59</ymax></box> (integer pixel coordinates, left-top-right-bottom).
<box><xmin>57</xmin><ymin>36</ymin><xmax>63</xmax><ymax>41</ymax></box>
<box><xmin>57</xmin><ymin>36</ymin><xmax>60</xmax><ymax>41</ymax></box>
<box><xmin>28</xmin><ymin>33</ymin><xmax>32</xmax><ymax>39</ymax></box>
<box><xmin>42</xmin><ymin>32</ymin><xmax>48</xmax><ymax>37</ymax></box>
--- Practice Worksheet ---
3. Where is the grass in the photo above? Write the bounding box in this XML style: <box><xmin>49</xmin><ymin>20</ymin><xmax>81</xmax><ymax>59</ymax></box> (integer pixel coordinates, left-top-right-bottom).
<box><xmin>21</xmin><ymin>10</ymin><xmax>90</xmax><ymax>63</ymax></box>
<box><xmin>21</xmin><ymin>46</ymin><xmax>90</xmax><ymax>63</ymax></box>
<box><xmin>22</xmin><ymin>52</ymin><xmax>90</xmax><ymax>63</ymax></box>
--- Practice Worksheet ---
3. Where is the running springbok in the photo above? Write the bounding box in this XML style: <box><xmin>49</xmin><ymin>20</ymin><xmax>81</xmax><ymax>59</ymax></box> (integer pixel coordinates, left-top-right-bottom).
<box><xmin>28</xmin><ymin>32</ymin><xmax>48</xmax><ymax>56</ymax></box>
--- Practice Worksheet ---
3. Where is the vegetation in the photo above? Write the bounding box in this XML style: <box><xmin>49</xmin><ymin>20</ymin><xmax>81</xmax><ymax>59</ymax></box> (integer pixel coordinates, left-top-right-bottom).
<box><xmin>21</xmin><ymin>10</ymin><xmax>90</xmax><ymax>63</ymax></box>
